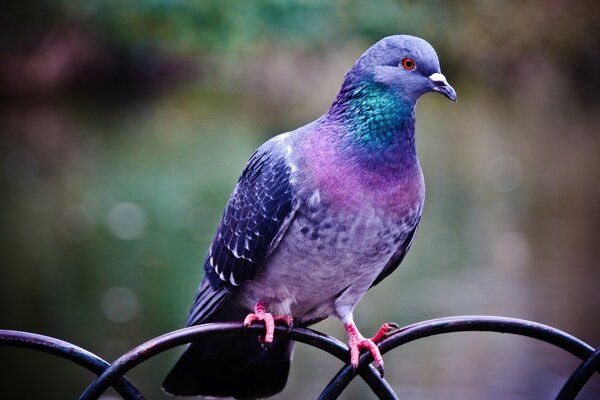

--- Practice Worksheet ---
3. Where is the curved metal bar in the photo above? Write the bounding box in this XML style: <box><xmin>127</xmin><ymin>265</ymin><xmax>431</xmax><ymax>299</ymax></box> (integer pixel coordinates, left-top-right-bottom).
<box><xmin>319</xmin><ymin>316</ymin><xmax>599</xmax><ymax>399</ymax></box>
<box><xmin>0</xmin><ymin>329</ymin><xmax>143</xmax><ymax>400</ymax></box>
<box><xmin>319</xmin><ymin>364</ymin><xmax>398</xmax><ymax>400</ymax></box>
<box><xmin>556</xmin><ymin>348</ymin><xmax>600</xmax><ymax>400</ymax></box>
<box><xmin>79</xmin><ymin>322</ymin><xmax>395</xmax><ymax>400</ymax></box>
<box><xmin>286</xmin><ymin>328</ymin><xmax>397</xmax><ymax>399</ymax></box>
<box><xmin>4</xmin><ymin>317</ymin><xmax>598</xmax><ymax>400</ymax></box>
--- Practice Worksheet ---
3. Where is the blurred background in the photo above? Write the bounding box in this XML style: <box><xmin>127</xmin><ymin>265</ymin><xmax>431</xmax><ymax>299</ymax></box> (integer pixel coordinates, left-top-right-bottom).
<box><xmin>1</xmin><ymin>1</ymin><xmax>599</xmax><ymax>399</ymax></box>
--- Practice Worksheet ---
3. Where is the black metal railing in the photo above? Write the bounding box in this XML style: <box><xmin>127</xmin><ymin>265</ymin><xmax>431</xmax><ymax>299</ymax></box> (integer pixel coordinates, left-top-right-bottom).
<box><xmin>1</xmin><ymin>315</ymin><xmax>598</xmax><ymax>399</ymax></box>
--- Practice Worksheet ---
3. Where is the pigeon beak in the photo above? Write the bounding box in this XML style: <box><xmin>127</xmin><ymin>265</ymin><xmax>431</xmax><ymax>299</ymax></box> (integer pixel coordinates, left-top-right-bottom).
<box><xmin>429</xmin><ymin>73</ymin><xmax>457</xmax><ymax>102</ymax></box>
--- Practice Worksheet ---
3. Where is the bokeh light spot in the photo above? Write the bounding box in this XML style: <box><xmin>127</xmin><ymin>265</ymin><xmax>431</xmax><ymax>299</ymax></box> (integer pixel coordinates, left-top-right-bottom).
<box><xmin>101</xmin><ymin>286</ymin><xmax>139</xmax><ymax>323</ymax></box>
<box><xmin>106</xmin><ymin>202</ymin><xmax>147</xmax><ymax>240</ymax></box>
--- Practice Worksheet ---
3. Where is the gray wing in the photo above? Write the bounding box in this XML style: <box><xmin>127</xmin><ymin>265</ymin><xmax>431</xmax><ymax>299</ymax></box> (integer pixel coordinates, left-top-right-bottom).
<box><xmin>186</xmin><ymin>143</ymin><xmax>297</xmax><ymax>326</ymax></box>
<box><xmin>370</xmin><ymin>221</ymin><xmax>420</xmax><ymax>288</ymax></box>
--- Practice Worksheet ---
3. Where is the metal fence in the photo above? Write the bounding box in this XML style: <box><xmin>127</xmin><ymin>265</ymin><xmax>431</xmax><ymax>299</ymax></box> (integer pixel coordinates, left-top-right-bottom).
<box><xmin>1</xmin><ymin>315</ymin><xmax>598</xmax><ymax>399</ymax></box>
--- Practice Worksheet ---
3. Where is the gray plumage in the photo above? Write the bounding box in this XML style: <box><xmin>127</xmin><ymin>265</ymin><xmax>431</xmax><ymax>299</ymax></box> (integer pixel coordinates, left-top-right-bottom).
<box><xmin>163</xmin><ymin>34</ymin><xmax>456</xmax><ymax>398</ymax></box>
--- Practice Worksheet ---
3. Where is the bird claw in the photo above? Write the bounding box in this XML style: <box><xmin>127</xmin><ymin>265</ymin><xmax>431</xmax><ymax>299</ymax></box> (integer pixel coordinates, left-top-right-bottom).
<box><xmin>259</xmin><ymin>337</ymin><xmax>271</xmax><ymax>350</ymax></box>
<box><xmin>349</xmin><ymin>337</ymin><xmax>385</xmax><ymax>377</ymax></box>
<box><xmin>371</xmin><ymin>322</ymin><xmax>400</xmax><ymax>343</ymax></box>
<box><xmin>376</xmin><ymin>363</ymin><xmax>385</xmax><ymax>378</ymax></box>
<box><xmin>275</xmin><ymin>315</ymin><xmax>294</xmax><ymax>329</ymax></box>
<box><xmin>243</xmin><ymin>303</ymin><xmax>293</xmax><ymax>346</ymax></box>
<box><xmin>345</xmin><ymin>322</ymin><xmax>393</xmax><ymax>377</ymax></box>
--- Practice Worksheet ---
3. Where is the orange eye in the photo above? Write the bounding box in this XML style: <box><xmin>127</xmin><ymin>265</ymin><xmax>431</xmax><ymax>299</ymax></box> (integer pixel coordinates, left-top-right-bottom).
<box><xmin>401</xmin><ymin>57</ymin><xmax>415</xmax><ymax>70</ymax></box>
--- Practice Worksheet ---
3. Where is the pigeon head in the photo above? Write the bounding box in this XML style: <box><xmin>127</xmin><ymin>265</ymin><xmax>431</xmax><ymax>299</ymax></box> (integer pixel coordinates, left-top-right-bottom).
<box><xmin>327</xmin><ymin>35</ymin><xmax>456</xmax><ymax>156</ymax></box>
<box><xmin>349</xmin><ymin>35</ymin><xmax>457</xmax><ymax>103</ymax></box>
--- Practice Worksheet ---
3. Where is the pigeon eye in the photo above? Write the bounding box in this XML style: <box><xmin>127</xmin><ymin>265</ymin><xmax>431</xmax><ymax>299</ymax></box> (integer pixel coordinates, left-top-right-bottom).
<box><xmin>401</xmin><ymin>58</ymin><xmax>415</xmax><ymax>70</ymax></box>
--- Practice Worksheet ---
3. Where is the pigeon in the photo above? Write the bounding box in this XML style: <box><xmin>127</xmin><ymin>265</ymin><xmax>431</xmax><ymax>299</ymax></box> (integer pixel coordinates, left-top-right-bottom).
<box><xmin>163</xmin><ymin>35</ymin><xmax>456</xmax><ymax>398</ymax></box>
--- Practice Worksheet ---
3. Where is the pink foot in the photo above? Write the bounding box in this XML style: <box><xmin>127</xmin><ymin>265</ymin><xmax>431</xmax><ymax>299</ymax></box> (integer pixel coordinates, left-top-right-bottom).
<box><xmin>344</xmin><ymin>321</ymin><xmax>399</xmax><ymax>377</ymax></box>
<box><xmin>243</xmin><ymin>303</ymin><xmax>293</xmax><ymax>345</ymax></box>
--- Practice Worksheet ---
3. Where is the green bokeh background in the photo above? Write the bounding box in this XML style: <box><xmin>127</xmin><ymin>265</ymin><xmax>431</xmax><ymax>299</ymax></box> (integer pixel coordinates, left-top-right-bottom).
<box><xmin>1</xmin><ymin>1</ymin><xmax>599</xmax><ymax>399</ymax></box>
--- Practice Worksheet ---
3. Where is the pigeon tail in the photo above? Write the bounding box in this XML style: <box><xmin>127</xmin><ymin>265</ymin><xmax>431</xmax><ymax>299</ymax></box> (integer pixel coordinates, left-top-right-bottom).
<box><xmin>162</xmin><ymin>302</ymin><xmax>294</xmax><ymax>398</ymax></box>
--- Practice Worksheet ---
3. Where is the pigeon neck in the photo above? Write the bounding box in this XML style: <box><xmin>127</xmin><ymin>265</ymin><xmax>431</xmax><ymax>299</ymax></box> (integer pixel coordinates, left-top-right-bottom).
<box><xmin>327</xmin><ymin>78</ymin><xmax>417</xmax><ymax>166</ymax></box>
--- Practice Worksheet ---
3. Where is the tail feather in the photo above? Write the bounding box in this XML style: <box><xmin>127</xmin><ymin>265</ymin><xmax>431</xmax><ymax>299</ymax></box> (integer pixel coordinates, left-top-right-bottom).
<box><xmin>163</xmin><ymin>297</ymin><xmax>294</xmax><ymax>398</ymax></box>
<box><xmin>162</xmin><ymin>335</ymin><xmax>294</xmax><ymax>398</ymax></box>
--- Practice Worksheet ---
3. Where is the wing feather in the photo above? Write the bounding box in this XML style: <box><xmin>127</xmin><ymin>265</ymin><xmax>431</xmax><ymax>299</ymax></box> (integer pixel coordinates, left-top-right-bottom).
<box><xmin>186</xmin><ymin>141</ymin><xmax>297</xmax><ymax>326</ymax></box>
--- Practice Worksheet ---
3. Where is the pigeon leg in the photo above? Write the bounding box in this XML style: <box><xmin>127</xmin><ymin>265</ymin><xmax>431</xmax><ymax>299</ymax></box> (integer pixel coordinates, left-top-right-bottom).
<box><xmin>243</xmin><ymin>302</ymin><xmax>293</xmax><ymax>345</ymax></box>
<box><xmin>344</xmin><ymin>321</ymin><xmax>397</xmax><ymax>377</ymax></box>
